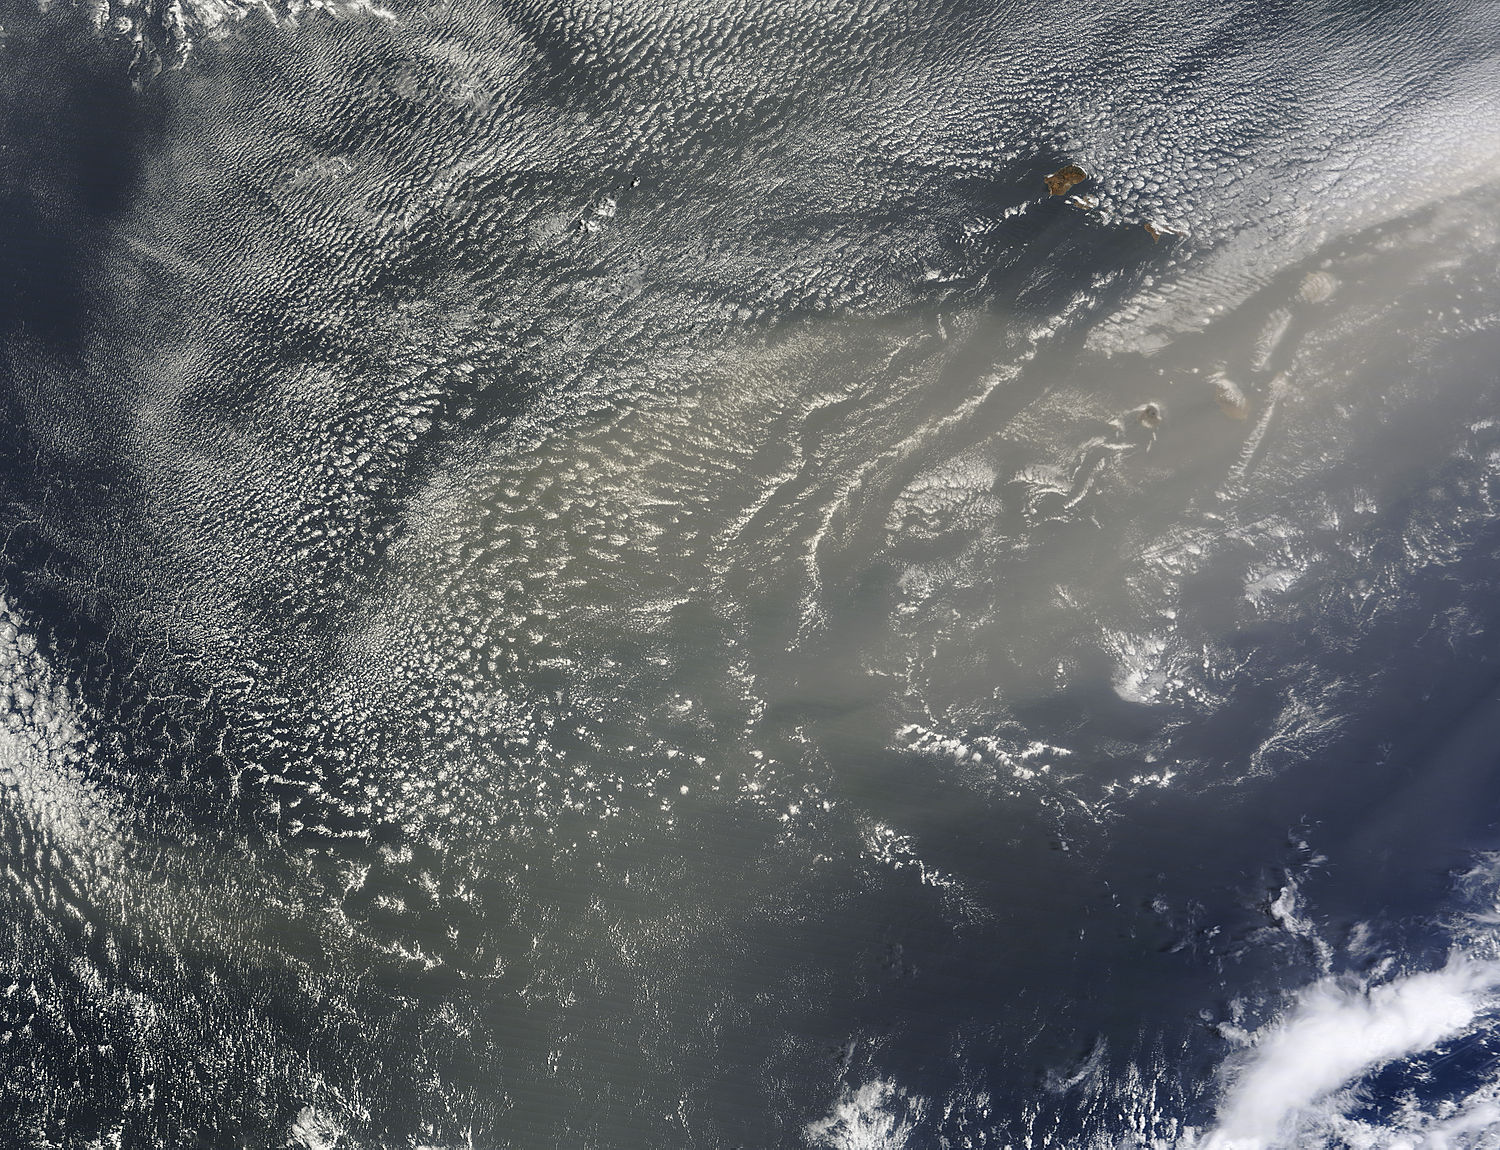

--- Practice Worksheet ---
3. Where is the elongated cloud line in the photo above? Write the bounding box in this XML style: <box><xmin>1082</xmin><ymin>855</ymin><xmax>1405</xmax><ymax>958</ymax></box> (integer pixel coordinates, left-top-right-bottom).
<box><xmin>1205</xmin><ymin>959</ymin><xmax>1500</xmax><ymax>1149</ymax></box>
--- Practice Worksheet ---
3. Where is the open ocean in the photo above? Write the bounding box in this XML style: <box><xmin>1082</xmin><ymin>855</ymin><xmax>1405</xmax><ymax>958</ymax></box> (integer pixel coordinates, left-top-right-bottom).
<box><xmin>3</xmin><ymin>0</ymin><xmax>1500</xmax><ymax>1145</ymax></box>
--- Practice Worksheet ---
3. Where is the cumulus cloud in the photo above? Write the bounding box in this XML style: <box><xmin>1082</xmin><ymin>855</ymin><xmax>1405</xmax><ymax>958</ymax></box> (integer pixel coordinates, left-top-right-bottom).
<box><xmin>1204</xmin><ymin>959</ymin><xmax>1500</xmax><ymax>1149</ymax></box>
<box><xmin>804</xmin><ymin>1080</ymin><xmax>927</xmax><ymax>1150</ymax></box>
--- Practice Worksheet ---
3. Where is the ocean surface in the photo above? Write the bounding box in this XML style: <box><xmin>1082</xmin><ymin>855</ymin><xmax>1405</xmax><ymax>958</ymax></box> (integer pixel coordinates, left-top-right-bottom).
<box><xmin>3</xmin><ymin>0</ymin><xmax>1500</xmax><ymax>1146</ymax></box>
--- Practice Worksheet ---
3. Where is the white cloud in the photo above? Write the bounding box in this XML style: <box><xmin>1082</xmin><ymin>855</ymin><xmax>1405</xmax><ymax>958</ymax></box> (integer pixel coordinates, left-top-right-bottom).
<box><xmin>1204</xmin><ymin>959</ymin><xmax>1500</xmax><ymax>1149</ymax></box>
<box><xmin>805</xmin><ymin>1079</ymin><xmax>927</xmax><ymax>1150</ymax></box>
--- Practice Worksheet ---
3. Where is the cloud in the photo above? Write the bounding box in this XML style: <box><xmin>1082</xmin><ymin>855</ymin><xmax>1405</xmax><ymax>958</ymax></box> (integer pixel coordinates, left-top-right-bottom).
<box><xmin>805</xmin><ymin>1080</ymin><xmax>928</xmax><ymax>1150</ymax></box>
<box><xmin>1204</xmin><ymin>959</ymin><xmax>1500</xmax><ymax>1149</ymax></box>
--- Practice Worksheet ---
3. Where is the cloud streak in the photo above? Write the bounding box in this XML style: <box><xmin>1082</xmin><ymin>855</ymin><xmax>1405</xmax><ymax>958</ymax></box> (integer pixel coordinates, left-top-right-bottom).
<box><xmin>1204</xmin><ymin>959</ymin><xmax>1500</xmax><ymax>1149</ymax></box>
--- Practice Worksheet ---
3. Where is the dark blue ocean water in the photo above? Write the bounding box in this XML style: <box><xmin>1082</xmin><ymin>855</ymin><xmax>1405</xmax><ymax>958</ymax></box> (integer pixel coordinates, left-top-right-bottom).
<box><xmin>3</xmin><ymin>1</ymin><xmax>1500</xmax><ymax>1146</ymax></box>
